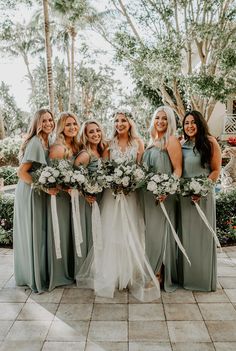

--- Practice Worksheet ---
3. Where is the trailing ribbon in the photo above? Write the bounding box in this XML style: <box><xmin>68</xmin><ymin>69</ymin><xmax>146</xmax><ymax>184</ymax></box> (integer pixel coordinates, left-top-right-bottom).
<box><xmin>160</xmin><ymin>202</ymin><xmax>191</xmax><ymax>266</ymax></box>
<box><xmin>92</xmin><ymin>201</ymin><xmax>103</xmax><ymax>250</ymax></box>
<box><xmin>70</xmin><ymin>189</ymin><xmax>83</xmax><ymax>257</ymax></box>
<box><xmin>194</xmin><ymin>202</ymin><xmax>222</xmax><ymax>249</ymax></box>
<box><xmin>51</xmin><ymin>195</ymin><xmax>62</xmax><ymax>259</ymax></box>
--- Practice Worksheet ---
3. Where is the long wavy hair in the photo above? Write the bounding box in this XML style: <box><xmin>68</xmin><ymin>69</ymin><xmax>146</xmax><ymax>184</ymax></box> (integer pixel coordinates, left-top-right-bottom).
<box><xmin>79</xmin><ymin>119</ymin><xmax>107</xmax><ymax>157</ymax></box>
<box><xmin>111</xmin><ymin>110</ymin><xmax>140</xmax><ymax>146</ymax></box>
<box><xmin>148</xmin><ymin>106</ymin><xmax>176</xmax><ymax>149</ymax></box>
<box><xmin>55</xmin><ymin>111</ymin><xmax>80</xmax><ymax>158</ymax></box>
<box><xmin>19</xmin><ymin>108</ymin><xmax>54</xmax><ymax>161</ymax></box>
<box><xmin>183</xmin><ymin>110</ymin><xmax>212</xmax><ymax>167</ymax></box>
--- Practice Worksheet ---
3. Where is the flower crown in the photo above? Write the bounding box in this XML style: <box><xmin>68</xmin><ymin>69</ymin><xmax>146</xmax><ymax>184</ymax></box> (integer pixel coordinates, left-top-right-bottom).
<box><xmin>112</xmin><ymin>110</ymin><xmax>134</xmax><ymax>121</ymax></box>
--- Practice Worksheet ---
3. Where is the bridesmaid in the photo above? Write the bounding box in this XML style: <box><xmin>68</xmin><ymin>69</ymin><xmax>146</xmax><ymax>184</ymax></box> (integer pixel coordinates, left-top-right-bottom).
<box><xmin>48</xmin><ymin>111</ymin><xmax>80</xmax><ymax>290</ymax></box>
<box><xmin>13</xmin><ymin>108</ymin><xmax>56</xmax><ymax>293</ymax></box>
<box><xmin>179</xmin><ymin>110</ymin><xmax>221</xmax><ymax>291</ymax></box>
<box><xmin>73</xmin><ymin>119</ymin><xmax>107</xmax><ymax>276</ymax></box>
<box><xmin>142</xmin><ymin>106</ymin><xmax>182</xmax><ymax>292</ymax></box>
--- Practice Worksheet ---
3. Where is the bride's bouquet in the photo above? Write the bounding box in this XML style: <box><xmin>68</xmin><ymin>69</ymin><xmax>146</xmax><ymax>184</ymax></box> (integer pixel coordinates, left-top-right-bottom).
<box><xmin>180</xmin><ymin>175</ymin><xmax>214</xmax><ymax>197</ymax></box>
<box><xmin>103</xmin><ymin>159</ymin><xmax>146</xmax><ymax>196</ymax></box>
<box><xmin>146</xmin><ymin>172</ymin><xmax>180</xmax><ymax>199</ymax></box>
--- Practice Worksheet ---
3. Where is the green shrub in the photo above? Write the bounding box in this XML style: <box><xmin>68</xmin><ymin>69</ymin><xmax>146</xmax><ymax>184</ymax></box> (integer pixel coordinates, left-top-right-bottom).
<box><xmin>0</xmin><ymin>166</ymin><xmax>18</xmax><ymax>186</ymax></box>
<box><xmin>0</xmin><ymin>136</ymin><xmax>21</xmax><ymax>166</ymax></box>
<box><xmin>216</xmin><ymin>189</ymin><xmax>236</xmax><ymax>245</ymax></box>
<box><xmin>0</xmin><ymin>193</ymin><xmax>14</xmax><ymax>246</ymax></box>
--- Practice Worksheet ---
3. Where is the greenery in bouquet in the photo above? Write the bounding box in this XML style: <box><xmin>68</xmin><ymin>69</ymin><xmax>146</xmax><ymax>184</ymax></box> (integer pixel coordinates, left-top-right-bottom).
<box><xmin>82</xmin><ymin>160</ymin><xmax>106</xmax><ymax>196</ymax></box>
<box><xmin>180</xmin><ymin>176</ymin><xmax>214</xmax><ymax>197</ymax></box>
<box><xmin>102</xmin><ymin>159</ymin><xmax>147</xmax><ymax>196</ymax></box>
<box><xmin>146</xmin><ymin>172</ymin><xmax>180</xmax><ymax>201</ymax></box>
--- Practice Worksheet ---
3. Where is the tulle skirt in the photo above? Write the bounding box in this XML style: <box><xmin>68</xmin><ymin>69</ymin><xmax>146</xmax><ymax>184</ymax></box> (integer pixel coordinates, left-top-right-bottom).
<box><xmin>76</xmin><ymin>190</ymin><xmax>160</xmax><ymax>302</ymax></box>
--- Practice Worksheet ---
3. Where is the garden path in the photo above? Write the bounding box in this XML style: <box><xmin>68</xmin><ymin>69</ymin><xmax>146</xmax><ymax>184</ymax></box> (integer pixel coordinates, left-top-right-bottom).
<box><xmin>0</xmin><ymin>247</ymin><xmax>236</xmax><ymax>351</ymax></box>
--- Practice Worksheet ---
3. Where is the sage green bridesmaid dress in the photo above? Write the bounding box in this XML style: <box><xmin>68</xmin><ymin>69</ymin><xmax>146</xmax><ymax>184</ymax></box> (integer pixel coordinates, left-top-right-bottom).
<box><xmin>179</xmin><ymin>140</ymin><xmax>217</xmax><ymax>291</ymax></box>
<box><xmin>142</xmin><ymin>146</ymin><xmax>179</xmax><ymax>292</ymax></box>
<box><xmin>74</xmin><ymin>154</ymin><xmax>99</xmax><ymax>277</ymax></box>
<box><xmin>47</xmin><ymin>156</ymin><xmax>75</xmax><ymax>291</ymax></box>
<box><xmin>13</xmin><ymin>136</ymin><xmax>49</xmax><ymax>293</ymax></box>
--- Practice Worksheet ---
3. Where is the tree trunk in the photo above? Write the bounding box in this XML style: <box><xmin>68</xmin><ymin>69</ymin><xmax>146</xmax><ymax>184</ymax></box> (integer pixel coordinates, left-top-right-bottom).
<box><xmin>42</xmin><ymin>0</ymin><xmax>54</xmax><ymax>114</ymax></box>
<box><xmin>69</xmin><ymin>27</ymin><xmax>76</xmax><ymax>112</ymax></box>
<box><xmin>0</xmin><ymin>114</ymin><xmax>5</xmax><ymax>140</ymax></box>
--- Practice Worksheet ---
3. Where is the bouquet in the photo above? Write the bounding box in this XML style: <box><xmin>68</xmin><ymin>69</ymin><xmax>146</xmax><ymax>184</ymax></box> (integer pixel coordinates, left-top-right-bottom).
<box><xmin>102</xmin><ymin>159</ymin><xmax>147</xmax><ymax>196</ymax></box>
<box><xmin>32</xmin><ymin>164</ymin><xmax>60</xmax><ymax>191</ymax></box>
<box><xmin>147</xmin><ymin>172</ymin><xmax>180</xmax><ymax>200</ymax></box>
<box><xmin>82</xmin><ymin>160</ymin><xmax>106</xmax><ymax>196</ymax></box>
<box><xmin>180</xmin><ymin>175</ymin><xmax>214</xmax><ymax>197</ymax></box>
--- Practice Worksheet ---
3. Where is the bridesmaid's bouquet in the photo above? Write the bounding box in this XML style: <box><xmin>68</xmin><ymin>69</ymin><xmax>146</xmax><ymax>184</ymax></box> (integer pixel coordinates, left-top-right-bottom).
<box><xmin>82</xmin><ymin>160</ymin><xmax>106</xmax><ymax>196</ymax></box>
<box><xmin>32</xmin><ymin>164</ymin><xmax>61</xmax><ymax>191</ymax></box>
<box><xmin>146</xmin><ymin>172</ymin><xmax>180</xmax><ymax>200</ymax></box>
<box><xmin>103</xmin><ymin>159</ymin><xmax>146</xmax><ymax>196</ymax></box>
<box><xmin>180</xmin><ymin>176</ymin><xmax>214</xmax><ymax>197</ymax></box>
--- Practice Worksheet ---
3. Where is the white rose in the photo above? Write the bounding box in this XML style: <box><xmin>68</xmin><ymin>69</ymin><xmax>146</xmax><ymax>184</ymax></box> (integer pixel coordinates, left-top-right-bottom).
<box><xmin>122</xmin><ymin>176</ymin><xmax>130</xmax><ymax>187</ymax></box>
<box><xmin>76</xmin><ymin>174</ymin><xmax>85</xmax><ymax>183</ymax></box>
<box><xmin>152</xmin><ymin>174</ymin><xmax>161</xmax><ymax>183</ymax></box>
<box><xmin>163</xmin><ymin>174</ymin><xmax>169</xmax><ymax>180</ymax></box>
<box><xmin>43</xmin><ymin>171</ymin><xmax>51</xmax><ymax>178</ymax></box>
<box><xmin>133</xmin><ymin>168</ymin><xmax>145</xmax><ymax>180</ymax></box>
<box><xmin>105</xmin><ymin>175</ymin><xmax>113</xmax><ymax>182</ymax></box>
<box><xmin>64</xmin><ymin>175</ymin><xmax>70</xmax><ymax>183</ymax></box>
<box><xmin>190</xmin><ymin>180</ymin><xmax>201</xmax><ymax>193</ymax></box>
<box><xmin>52</xmin><ymin>169</ymin><xmax>60</xmax><ymax>178</ymax></box>
<box><xmin>115</xmin><ymin>169</ymin><xmax>123</xmax><ymax>177</ymax></box>
<box><xmin>147</xmin><ymin>181</ymin><xmax>157</xmax><ymax>192</ymax></box>
<box><xmin>39</xmin><ymin>176</ymin><xmax>46</xmax><ymax>184</ymax></box>
<box><xmin>48</xmin><ymin>176</ymin><xmax>56</xmax><ymax>183</ymax></box>
<box><xmin>116</xmin><ymin>158</ymin><xmax>123</xmax><ymax>164</ymax></box>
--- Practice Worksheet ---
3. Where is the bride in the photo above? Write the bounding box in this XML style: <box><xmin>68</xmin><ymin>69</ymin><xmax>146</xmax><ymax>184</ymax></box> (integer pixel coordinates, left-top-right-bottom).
<box><xmin>76</xmin><ymin>111</ymin><xmax>160</xmax><ymax>302</ymax></box>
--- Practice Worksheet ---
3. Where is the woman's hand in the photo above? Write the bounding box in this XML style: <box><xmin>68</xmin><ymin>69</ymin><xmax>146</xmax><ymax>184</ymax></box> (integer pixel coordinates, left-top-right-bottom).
<box><xmin>44</xmin><ymin>187</ymin><xmax>59</xmax><ymax>196</ymax></box>
<box><xmin>85</xmin><ymin>194</ymin><xmax>96</xmax><ymax>205</ymax></box>
<box><xmin>191</xmin><ymin>194</ymin><xmax>201</xmax><ymax>203</ymax></box>
<box><xmin>158</xmin><ymin>195</ymin><xmax>167</xmax><ymax>202</ymax></box>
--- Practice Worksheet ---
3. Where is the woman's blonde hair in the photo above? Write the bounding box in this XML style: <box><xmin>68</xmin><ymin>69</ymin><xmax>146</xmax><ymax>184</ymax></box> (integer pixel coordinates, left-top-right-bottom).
<box><xmin>111</xmin><ymin>111</ymin><xmax>140</xmax><ymax>145</ymax></box>
<box><xmin>54</xmin><ymin>111</ymin><xmax>80</xmax><ymax>158</ymax></box>
<box><xmin>79</xmin><ymin>119</ymin><xmax>107</xmax><ymax>157</ymax></box>
<box><xmin>148</xmin><ymin>106</ymin><xmax>176</xmax><ymax>149</ymax></box>
<box><xmin>19</xmin><ymin>108</ymin><xmax>54</xmax><ymax>161</ymax></box>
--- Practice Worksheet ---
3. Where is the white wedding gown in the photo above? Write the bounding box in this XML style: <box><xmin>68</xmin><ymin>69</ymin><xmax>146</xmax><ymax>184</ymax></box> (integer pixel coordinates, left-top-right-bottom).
<box><xmin>76</xmin><ymin>139</ymin><xmax>160</xmax><ymax>302</ymax></box>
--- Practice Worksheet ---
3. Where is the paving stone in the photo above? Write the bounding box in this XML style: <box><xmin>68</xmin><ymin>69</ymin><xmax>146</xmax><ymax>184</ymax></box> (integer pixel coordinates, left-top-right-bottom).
<box><xmin>214</xmin><ymin>342</ymin><xmax>236</xmax><ymax>351</ymax></box>
<box><xmin>167</xmin><ymin>321</ymin><xmax>211</xmax><ymax>343</ymax></box>
<box><xmin>164</xmin><ymin>303</ymin><xmax>202</xmax><ymax>321</ymax></box>
<box><xmin>199</xmin><ymin>303</ymin><xmax>236</xmax><ymax>320</ymax></box>
<box><xmin>95</xmin><ymin>290</ymin><xmax>128</xmax><ymax>304</ymax></box>
<box><xmin>46</xmin><ymin>320</ymin><xmax>89</xmax><ymax>342</ymax></box>
<box><xmin>129</xmin><ymin>303</ymin><xmax>165</xmax><ymax>321</ymax></box>
<box><xmin>6</xmin><ymin>321</ymin><xmax>51</xmax><ymax>341</ymax></box>
<box><xmin>0</xmin><ymin>303</ymin><xmax>23</xmax><ymax>320</ymax></box>
<box><xmin>224</xmin><ymin>289</ymin><xmax>236</xmax><ymax>303</ymax></box>
<box><xmin>129</xmin><ymin>321</ymin><xmax>169</xmax><ymax>342</ymax></box>
<box><xmin>17</xmin><ymin>303</ymin><xmax>58</xmax><ymax>321</ymax></box>
<box><xmin>56</xmin><ymin>304</ymin><xmax>93</xmax><ymax>321</ymax></box>
<box><xmin>92</xmin><ymin>304</ymin><xmax>127</xmax><ymax>321</ymax></box>
<box><xmin>42</xmin><ymin>341</ymin><xmax>85</xmax><ymax>351</ymax></box>
<box><xmin>88</xmin><ymin>321</ymin><xmax>127</xmax><ymax>342</ymax></box>
<box><xmin>171</xmin><ymin>342</ymin><xmax>214</xmax><ymax>351</ymax></box>
<box><xmin>128</xmin><ymin>293</ymin><xmax>161</xmax><ymax>304</ymax></box>
<box><xmin>193</xmin><ymin>290</ymin><xmax>229</xmax><ymax>303</ymax></box>
<box><xmin>85</xmin><ymin>341</ymin><xmax>128</xmax><ymax>351</ymax></box>
<box><xmin>61</xmin><ymin>289</ymin><xmax>95</xmax><ymax>304</ymax></box>
<box><xmin>206</xmin><ymin>321</ymin><xmax>236</xmax><ymax>341</ymax></box>
<box><xmin>0</xmin><ymin>321</ymin><xmax>14</xmax><ymax>341</ymax></box>
<box><xmin>129</xmin><ymin>342</ymin><xmax>171</xmax><ymax>351</ymax></box>
<box><xmin>0</xmin><ymin>340</ymin><xmax>43</xmax><ymax>351</ymax></box>
<box><xmin>162</xmin><ymin>289</ymin><xmax>195</xmax><ymax>303</ymax></box>
<box><xmin>218</xmin><ymin>277</ymin><xmax>236</xmax><ymax>289</ymax></box>
<box><xmin>0</xmin><ymin>288</ymin><xmax>30</xmax><ymax>303</ymax></box>
<box><xmin>28</xmin><ymin>289</ymin><xmax>64</xmax><ymax>304</ymax></box>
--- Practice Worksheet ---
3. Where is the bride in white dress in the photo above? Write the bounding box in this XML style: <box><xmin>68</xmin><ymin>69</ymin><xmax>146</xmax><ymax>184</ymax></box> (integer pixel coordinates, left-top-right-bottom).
<box><xmin>76</xmin><ymin>111</ymin><xmax>160</xmax><ymax>302</ymax></box>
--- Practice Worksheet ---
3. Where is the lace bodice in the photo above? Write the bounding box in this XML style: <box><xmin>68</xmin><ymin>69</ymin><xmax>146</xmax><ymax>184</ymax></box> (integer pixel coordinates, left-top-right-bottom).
<box><xmin>109</xmin><ymin>138</ymin><xmax>138</xmax><ymax>162</ymax></box>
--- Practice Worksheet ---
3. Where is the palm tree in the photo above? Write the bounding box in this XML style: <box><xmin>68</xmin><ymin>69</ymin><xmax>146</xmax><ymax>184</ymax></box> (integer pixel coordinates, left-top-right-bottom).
<box><xmin>52</xmin><ymin>0</ymin><xmax>98</xmax><ymax>111</ymax></box>
<box><xmin>42</xmin><ymin>0</ymin><xmax>55</xmax><ymax>114</ymax></box>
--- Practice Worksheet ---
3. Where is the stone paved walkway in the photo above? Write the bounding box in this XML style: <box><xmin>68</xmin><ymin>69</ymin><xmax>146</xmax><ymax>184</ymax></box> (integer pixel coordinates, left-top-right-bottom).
<box><xmin>0</xmin><ymin>247</ymin><xmax>236</xmax><ymax>351</ymax></box>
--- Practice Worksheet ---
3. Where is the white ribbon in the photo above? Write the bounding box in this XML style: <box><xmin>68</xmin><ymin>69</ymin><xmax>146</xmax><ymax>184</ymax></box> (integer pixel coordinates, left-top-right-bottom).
<box><xmin>194</xmin><ymin>202</ymin><xmax>222</xmax><ymax>250</ymax></box>
<box><xmin>92</xmin><ymin>201</ymin><xmax>103</xmax><ymax>250</ymax></box>
<box><xmin>160</xmin><ymin>202</ymin><xmax>191</xmax><ymax>266</ymax></box>
<box><xmin>70</xmin><ymin>189</ymin><xmax>83</xmax><ymax>257</ymax></box>
<box><xmin>51</xmin><ymin>195</ymin><xmax>62</xmax><ymax>259</ymax></box>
